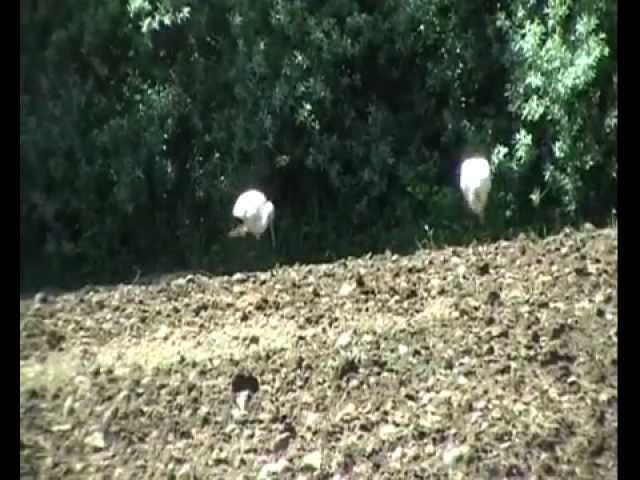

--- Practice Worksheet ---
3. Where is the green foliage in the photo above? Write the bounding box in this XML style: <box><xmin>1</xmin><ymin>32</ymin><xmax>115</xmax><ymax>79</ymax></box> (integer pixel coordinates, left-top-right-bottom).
<box><xmin>20</xmin><ymin>0</ymin><xmax>617</xmax><ymax>291</ymax></box>
<box><xmin>494</xmin><ymin>0</ymin><xmax>616</xmax><ymax>224</ymax></box>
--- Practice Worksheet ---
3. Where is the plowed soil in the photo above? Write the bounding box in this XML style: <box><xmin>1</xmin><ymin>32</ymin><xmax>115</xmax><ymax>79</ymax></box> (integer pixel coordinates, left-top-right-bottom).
<box><xmin>20</xmin><ymin>226</ymin><xmax>617</xmax><ymax>479</ymax></box>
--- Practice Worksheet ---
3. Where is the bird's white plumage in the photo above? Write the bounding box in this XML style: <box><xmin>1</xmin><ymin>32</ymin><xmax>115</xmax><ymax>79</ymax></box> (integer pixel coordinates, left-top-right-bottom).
<box><xmin>232</xmin><ymin>190</ymin><xmax>267</xmax><ymax>219</ymax></box>
<box><xmin>459</xmin><ymin>156</ymin><xmax>492</xmax><ymax>221</ymax></box>
<box><xmin>229</xmin><ymin>189</ymin><xmax>276</xmax><ymax>247</ymax></box>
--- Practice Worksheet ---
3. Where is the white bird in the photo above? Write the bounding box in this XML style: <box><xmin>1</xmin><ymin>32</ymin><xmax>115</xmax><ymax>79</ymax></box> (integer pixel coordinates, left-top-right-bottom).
<box><xmin>459</xmin><ymin>156</ymin><xmax>492</xmax><ymax>222</ymax></box>
<box><xmin>228</xmin><ymin>189</ymin><xmax>276</xmax><ymax>248</ymax></box>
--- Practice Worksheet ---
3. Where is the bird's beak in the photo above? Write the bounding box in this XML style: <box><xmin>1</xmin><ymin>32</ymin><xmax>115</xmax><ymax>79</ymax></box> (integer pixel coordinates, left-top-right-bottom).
<box><xmin>269</xmin><ymin>221</ymin><xmax>276</xmax><ymax>249</ymax></box>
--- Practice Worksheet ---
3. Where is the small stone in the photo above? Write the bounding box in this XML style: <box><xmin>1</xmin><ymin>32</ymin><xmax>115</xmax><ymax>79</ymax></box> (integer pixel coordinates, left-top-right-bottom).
<box><xmin>63</xmin><ymin>396</ymin><xmax>75</xmax><ymax>417</ymax></box>
<box><xmin>339</xmin><ymin>282</ymin><xmax>356</xmax><ymax>297</ymax></box>
<box><xmin>176</xmin><ymin>464</ymin><xmax>194</xmax><ymax>480</ymax></box>
<box><xmin>336</xmin><ymin>403</ymin><xmax>356</xmax><ymax>422</ymax></box>
<box><xmin>301</xmin><ymin>450</ymin><xmax>323</xmax><ymax>470</ymax></box>
<box><xmin>336</xmin><ymin>332</ymin><xmax>352</xmax><ymax>348</ymax></box>
<box><xmin>272</xmin><ymin>432</ymin><xmax>292</xmax><ymax>453</ymax></box>
<box><xmin>442</xmin><ymin>444</ymin><xmax>470</xmax><ymax>468</ymax></box>
<box><xmin>172</xmin><ymin>278</ymin><xmax>188</xmax><ymax>288</ymax></box>
<box><xmin>51</xmin><ymin>424</ymin><xmax>73</xmax><ymax>432</ymax></box>
<box><xmin>379</xmin><ymin>424</ymin><xmax>397</xmax><ymax>440</ymax></box>
<box><xmin>258</xmin><ymin>458</ymin><xmax>288</xmax><ymax>479</ymax></box>
<box><xmin>34</xmin><ymin>292</ymin><xmax>49</xmax><ymax>305</ymax></box>
<box><xmin>84</xmin><ymin>431</ymin><xmax>107</xmax><ymax>450</ymax></box>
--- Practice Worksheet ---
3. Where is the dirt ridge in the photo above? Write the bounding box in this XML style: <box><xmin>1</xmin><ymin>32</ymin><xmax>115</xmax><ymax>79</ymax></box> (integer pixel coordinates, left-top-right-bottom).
<box><xmin>21</xmin><ymin>226</ymin><xmax>617</xmax><ymax>478</ymax></box>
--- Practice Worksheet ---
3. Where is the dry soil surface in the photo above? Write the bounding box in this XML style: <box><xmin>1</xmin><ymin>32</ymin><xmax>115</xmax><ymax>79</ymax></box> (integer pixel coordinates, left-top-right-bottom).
<box><xmin>20</xmin><ymin>226</ymin><xmax>617</xmax><ymax>479</ymax></box>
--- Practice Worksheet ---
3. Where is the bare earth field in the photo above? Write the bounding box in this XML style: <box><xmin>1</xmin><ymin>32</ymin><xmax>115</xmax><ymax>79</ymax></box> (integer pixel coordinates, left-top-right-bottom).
<box><xmin>20</xmin><ymin>226</ymin><xmax>617</xmax><ymax>479</ymax></box>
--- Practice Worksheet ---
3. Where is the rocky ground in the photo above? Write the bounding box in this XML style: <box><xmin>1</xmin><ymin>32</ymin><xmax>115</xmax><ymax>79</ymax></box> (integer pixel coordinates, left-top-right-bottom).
<box><xmin>20</xmin><ymin>225</ymin><xmax>617</xmax><ymax>479</ymax></box>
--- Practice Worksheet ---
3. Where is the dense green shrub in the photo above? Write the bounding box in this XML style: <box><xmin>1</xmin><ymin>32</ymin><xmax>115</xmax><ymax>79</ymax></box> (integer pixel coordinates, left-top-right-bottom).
<box><xmin>493</xmin><ymin>0</ymin><xmax>616</xmax><ymax>226</ymax></box>
<box><xmin>20</xmin><ymin>0</ymin><xmax>617</xmax><ymax>291</ymax></box>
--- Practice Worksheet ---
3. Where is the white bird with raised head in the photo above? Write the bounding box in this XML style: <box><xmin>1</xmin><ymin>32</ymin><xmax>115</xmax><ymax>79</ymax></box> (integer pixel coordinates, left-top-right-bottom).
<box><xmin>459</xmin><ymin>156</ymin><xmax>492</xmax><ymax>222</ymax></box>
<box><xmin>228</xmin><ymin>189</ymin><xmax>276</xmax><ymax>248</ymax></box>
